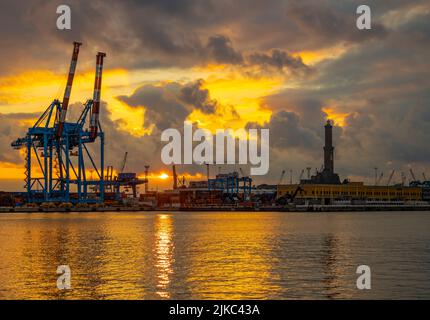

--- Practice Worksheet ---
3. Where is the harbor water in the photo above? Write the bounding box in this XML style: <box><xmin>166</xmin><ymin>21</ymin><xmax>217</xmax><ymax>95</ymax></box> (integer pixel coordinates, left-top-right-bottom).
<box><xmin>0</xmin><ymin>211</ymin><xmax>429</xmax><ymax>299</ymax></box>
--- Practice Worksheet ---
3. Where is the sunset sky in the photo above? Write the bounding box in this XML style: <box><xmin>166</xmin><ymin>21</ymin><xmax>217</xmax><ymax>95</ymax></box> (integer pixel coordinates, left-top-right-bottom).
<box><xmin>1</xmin><ymin>0</ymin><xmax>429</xmax><ymax>191</ymax></box>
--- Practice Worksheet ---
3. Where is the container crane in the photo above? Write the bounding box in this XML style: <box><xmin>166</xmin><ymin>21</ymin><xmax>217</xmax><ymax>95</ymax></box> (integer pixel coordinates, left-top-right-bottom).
<box><xmin>409</xmin><ymin>168</ymin><xmax>417</xmax><ymax>181</ymax></box>
<box><xmin>56</xmin><ymin>41</ymin><xmax>82</xmax><ymax>138</ymax></box>
<box><xmin>120</xmin><ymin>152</ymin><xmax>128</xmax><ymax>174</ymax></box>
<box><xmin>387</xmin><ymin>169</ymin><xmax>395</xmax><ymax>186</ymax></box>
<box><xmin>89</xmin><ymin>52</ymin><xmax>106</xmax><ymax>140</ymax></box>
<box><xmin>298</xmin><ymin>169</ymin><xmax>304</xmax><ymax>182</ymax></box>
<box><xmin>11</xmin><ymin>42</ymin><xmax>107</xmax><ymax>204</ymax></box>
<box><xmin>276</xmin><ymin>186</ymin><xmax>304</xmax><ymax>205</ymax></box>
<box><xmin>376</xmin><ymin>172</ymin><xmax>384</xmax><ymax>186</ymax></box>
<box><xmin>278</xmin><ymin>170</ymin><xmax>286</xmax><ymax>185</ymax></box>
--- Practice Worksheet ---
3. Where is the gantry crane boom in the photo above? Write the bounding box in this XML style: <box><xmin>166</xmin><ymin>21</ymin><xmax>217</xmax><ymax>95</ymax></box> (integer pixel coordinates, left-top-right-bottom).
<box><xmin>387</xmin><ymin>169</ymin><xmax>395</xmax><ymax>186</ymax></box>
<box><xmin>57</xmin><ymin>41</ymin><xmax>82</xmax><ymax>138</ymax></box>
<box><xmin>278</xmin><ymin>170</ymin><xmax>286</xmax><ymax>185</ymax></box>
<box><xmin>409</xmin><ymin>168</ymin><xmax>417</xmax><ymax>181</ymax></box>
<box><xmin>90</xmin><ymin>52</ymin><xmax>106</xmax><ymax>140</ymax></box>
<box><xmin>120</xmin><ymin>152</ymin><xmax>128</xmax><ymax>174</ymax></box>
<box><xmin>299</xmin><ymin>169</ymin><xmax>304</xmax><ymax>182</ymax></box>
<box><xmin>376</xmin><ymin>172</ymin><xmax>384</xmax><ymax>185</ymax></box>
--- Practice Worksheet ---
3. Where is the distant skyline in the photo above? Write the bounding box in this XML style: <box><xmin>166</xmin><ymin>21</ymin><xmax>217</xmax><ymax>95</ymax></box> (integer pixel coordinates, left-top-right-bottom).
<box><xmin>1</xmin><ymin>0</ymin><xmax>429</xmax><ymax>191</ymax></box>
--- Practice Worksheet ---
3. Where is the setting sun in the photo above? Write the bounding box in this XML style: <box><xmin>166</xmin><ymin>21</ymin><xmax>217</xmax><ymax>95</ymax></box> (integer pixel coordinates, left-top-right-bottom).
<box><xmin>158</xmin><ymin>173</ymin><xmax>169</xmax><ymax>180</ymax></box>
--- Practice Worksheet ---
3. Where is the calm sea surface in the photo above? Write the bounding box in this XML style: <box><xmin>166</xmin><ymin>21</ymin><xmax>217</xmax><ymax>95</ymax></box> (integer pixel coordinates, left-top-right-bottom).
<box><xmin>0</xmin><ymin>211</ymin><xmax>429</xmax><ymax>299</ymax></box>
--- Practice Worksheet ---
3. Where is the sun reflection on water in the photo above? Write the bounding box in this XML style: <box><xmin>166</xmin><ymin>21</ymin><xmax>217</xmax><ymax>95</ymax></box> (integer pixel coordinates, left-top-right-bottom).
<box><xmin>154</xmin><ymin>214</ymin><xmax>174</xmax><ymax>298</ymax></box>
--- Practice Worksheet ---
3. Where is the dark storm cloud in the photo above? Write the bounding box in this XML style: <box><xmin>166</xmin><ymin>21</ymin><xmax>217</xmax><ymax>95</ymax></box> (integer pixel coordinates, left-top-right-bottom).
<box><xmin>206</xmin><ymin>35</ymin><xmax>243</xmax><ymax>64</ymax></box>
<box><xmin>117</xmin><ymin>83</ymin><xmax>189</xmax><ymax>130</ymax></box>
<box><xmin>285</xmin><ymin>1</ymin><xmax>387</xmax><ymax>45</ymax></box>
<box><xmin>178</xmin><ymin>80</ymin><xmax>217</xmax><ymax>114</ymax></box>
<box><xmin>248</xmin><ymin>49</ymin><xmax>310</xmax><ymax>75</ymax></box>
<box><xmin>0</xmin><ymin>0</ymin><xmax>392</xmax><ymax>76</ymax></box>
<box><xmin>0</xmin><ymin>112</ymin><xmax>39</xmax><ymax>164</ymax></box>
<box><xmin>248</xmin><ymin>110</ymin><xmax>321</xmax><ymax>151</ymax></box>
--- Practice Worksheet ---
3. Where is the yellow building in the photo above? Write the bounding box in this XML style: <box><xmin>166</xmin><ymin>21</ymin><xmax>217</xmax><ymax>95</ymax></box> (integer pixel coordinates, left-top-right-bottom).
<box><xmin>277</xmin><ymin>182</ymin><xmax>422</xmax><ymax>204</ymax></box>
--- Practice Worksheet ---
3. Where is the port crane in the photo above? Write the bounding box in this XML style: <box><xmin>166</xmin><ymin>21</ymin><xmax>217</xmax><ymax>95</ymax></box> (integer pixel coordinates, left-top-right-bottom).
<box><xmin>409</xmin><ymin>168</ymin><xmax>416</xmax><ymax>181</ymax></box>
<box><xmin>376</xmin><ymin>172</ymin><xmax>384</xmax><ymax>186</ymax></box>
<box><xmin>387</xmin><ymin>169</ymin><xmax>395</xmax><ymax>186</ymax></box>
<box><xmin>298</xmin><ymin>169</ymin><xmax>304</xmax><ymax>182</ymax></box>
<box><xmin>306</xmin><ymin>167</ymin><xmax>311</xmax><ymax>179</ymax></box>
<box><xmin>276</xmin><ymin>186</ymin><xmax>304</xmax><ymax>205</ymax></box>
<box><xmin>120</xmin><ymin>151</ymin><xmax>128</xmax><ymax>174</ymax></box>
<box><xmin>401</xmin><ymin>172</ymin><xmax>406</xmax><ymax>186</ymax></box>
<box><xmin>278</xmin><ymin>170</ymin><xmax>286</xmax><ymax>185</ymax></box>
<box><xmin>11</xmin><ymin>42</ymin><xmax>107</xmax><ymax>203</ymax></box>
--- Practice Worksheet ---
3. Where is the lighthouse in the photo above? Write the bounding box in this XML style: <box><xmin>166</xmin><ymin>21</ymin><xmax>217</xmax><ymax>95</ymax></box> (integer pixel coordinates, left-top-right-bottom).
<box><xmin>324</xmin><ymin>120</ymin><xmax>334</xmax><ymax>173</ymax></box>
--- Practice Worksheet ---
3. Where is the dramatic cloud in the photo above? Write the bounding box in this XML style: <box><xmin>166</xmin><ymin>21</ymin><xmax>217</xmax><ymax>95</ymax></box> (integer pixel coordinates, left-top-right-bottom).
<box><xmin>117</xmin><ymin>79</ymin><xmax>238</xmax><ymax>131</ymax></box>
<box><xmin>206</xmin><ymin>35</ymin><xmax>243</xmax><ymax>65</ymax></box>
<box><xmin>117</xmin><ymin>83</ymin><xmax>190</xmax><ymax>130</ymax></box>
<box><xmin>0</xmin><ymin>113</ymin><xmax>39</xmax><ymax>164</ymax></box>
<box><xmin>178</xmin><ymin>80</ymin><xmax>217</xmax><ymax>114</ymax></box>
<box><xmin>248</xmin><ymin>49</ymin><xmax>310</xmax><ymax>75</ymax></box>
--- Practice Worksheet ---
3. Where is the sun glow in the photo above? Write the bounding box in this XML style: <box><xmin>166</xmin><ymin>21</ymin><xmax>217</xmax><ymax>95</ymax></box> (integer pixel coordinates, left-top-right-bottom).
<box><xmin>158</xmin><ymin>173</ymin><xmax>169</xmax><ymax>180</ymax></box>
<box><xmin>186</xmin><ymin>73</ymin><xmax>280</xmax><ymax>132</ymax></box>
<box><xmin>323</xmin><ymin>107</ymin><xmax>350</xmax><ymax>127</ymax></box>
<box><xmin>294</xmin><ymin>44</ymin><xmax>350</xmax><ymax>65</ymax></box>
<box><xmin>0</xmin><ymin>68</ymin><xmax>149</xmax><ymax>136</ymax></box>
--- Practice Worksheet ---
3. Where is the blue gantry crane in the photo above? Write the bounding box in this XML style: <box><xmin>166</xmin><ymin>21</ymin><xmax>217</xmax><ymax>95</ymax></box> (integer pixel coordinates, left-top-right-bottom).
<box><xmin>11</xmin><ymin>42</ymin><xmax>107</xmax><ymax>204</ymax></box>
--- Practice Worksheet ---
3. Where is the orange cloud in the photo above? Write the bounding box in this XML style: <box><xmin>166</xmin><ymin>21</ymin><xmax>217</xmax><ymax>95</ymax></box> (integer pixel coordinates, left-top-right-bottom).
<box><xmin>293</xmin><ymin>44</ymin><xmax>350</xmax><ymax>65</ymax></box>
<box><xmin>187</xmin><ymin>72</ymin><xmax>280</xmax><ymax>131</ymax></box>
<box><xmin>0</xmin><ymin>68</ymin><xmax>148</xmax><ymax>136</ymax></box>
<box><xmin>323</xmin><ymin>107</ymin><xmax>350</xmax><ymax>127</ymax></box>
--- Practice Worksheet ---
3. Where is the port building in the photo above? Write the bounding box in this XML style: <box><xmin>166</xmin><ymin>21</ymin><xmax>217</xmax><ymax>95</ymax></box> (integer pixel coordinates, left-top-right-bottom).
<box><xmin>277</xmin><ymin>182</ymin><xmax>422</xmax><ymax>204</ymax></box>
<box><xmin>277</xmin><ymin>120</ymin><xmax>423</xmax><ymax>204</ymax></box>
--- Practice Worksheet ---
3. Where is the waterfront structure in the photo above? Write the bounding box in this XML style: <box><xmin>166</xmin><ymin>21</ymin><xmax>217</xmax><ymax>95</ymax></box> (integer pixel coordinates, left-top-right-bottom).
<box><xmin>410</xmin><ymin>180</ymin><xmax>430</xmax><ymax>201</ymax></box>
<box><xmin>208</xmin><ymin>172</ymin><xmax>252</xmax><ymax>199</ymax></box>
<box><xmin>278</xmin><ymin>120</ymin><xmax>424</xmax><ymax>204</ymax></box>
<box><xmin>277</xmin><ymin>182</ymin><xmax>422</xmax><ymax>204</ymax></box>
<box><xmin>301</xmin><ymin>120</ymin><xmax>341</xmax><ymax>185</ymax></box>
